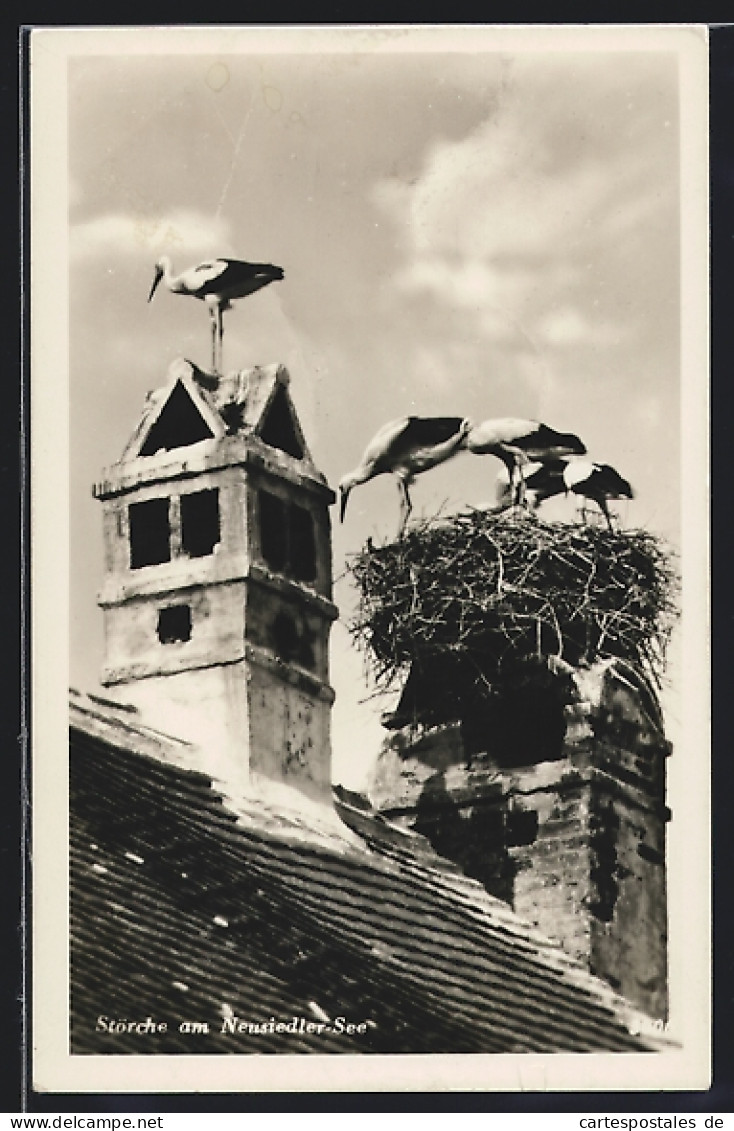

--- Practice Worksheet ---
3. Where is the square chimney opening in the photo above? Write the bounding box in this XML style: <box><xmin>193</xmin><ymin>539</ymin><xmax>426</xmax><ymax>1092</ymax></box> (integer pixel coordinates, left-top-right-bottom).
<box><xmin>129</xmin><ymin>497</ymin><xmax>171</xmax><ymax>569</ymax></box>
<box><xmin>258</xmin><ymin>490</ymin><xmax>317</xmax><ymax>582</ymax></box>
<box><xmin>180</xmin><ymin>488</ymin><xmax>220</xmax><ymax>558</ymax></box>
<box><xmin>157</xmin><ymin>604</ymin><xmax>192</xmax><ymax>645</ymax></box>
<box><xmin>259</xmin><ymin>490</ymin><xmax>288</xmax><ymax>573</ymax></box>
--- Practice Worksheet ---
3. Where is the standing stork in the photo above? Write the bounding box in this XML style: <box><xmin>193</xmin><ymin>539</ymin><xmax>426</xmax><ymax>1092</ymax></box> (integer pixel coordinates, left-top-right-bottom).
<box><xmin>147</xmin><ymin>256</ymin><xmax>285</xmax><ymax>373</ymax></box>
<box><xmin>339</xmin><ymin>416</ymin><xmax>473</xmax><ymax>539</ymax></box>
<box><xmin>561</xmin><ymin>458</ymin><xmax>634</xmax><ymax>530</ymax></box>
<box><xmin>463</xmin><ymin>418</ymin><xmax>586</xmax><ymax>505</ymax></box>
<box><xmin>493</xmin><ymin>456</ymin><xmax>634</xmax><ymax>529</ymax></box>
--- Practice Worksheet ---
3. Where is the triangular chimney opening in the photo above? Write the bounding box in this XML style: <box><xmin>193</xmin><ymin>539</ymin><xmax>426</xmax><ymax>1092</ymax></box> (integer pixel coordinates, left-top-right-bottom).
<box><xmin>140</xmin><ymin>380</ymin><xmax>216</xmax><ymax>456</ymax></box>
<box><xmin>258</xmin><ymin>384</ymin><xmax>304</xmax><ymax>459</ymax></box>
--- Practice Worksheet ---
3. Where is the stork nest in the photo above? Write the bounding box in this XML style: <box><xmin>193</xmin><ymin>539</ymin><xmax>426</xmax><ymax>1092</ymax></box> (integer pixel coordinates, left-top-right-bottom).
<box><xmin>347</xmin><ymin>510</ymin><xmax>679</xmax><ymax>704</ymax></box>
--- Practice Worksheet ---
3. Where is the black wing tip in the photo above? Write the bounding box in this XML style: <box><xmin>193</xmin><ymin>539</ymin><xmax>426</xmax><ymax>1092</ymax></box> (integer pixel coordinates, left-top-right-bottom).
<box><xmin>557</xmin><ymin>429</ymin><xmax>586</xmax><ymax>455</ymax></box>
<box><xmin>411</xmin><ymin>415</ymin><xmax>466</xmax><ymax>428</ymax></box>
<box><xmin>536</xmin><ymin>423</ymin><xmax>586</xmax><ymax>454</ymax></box>
<box><xmin>228</xmin><ymin>259</ymin><xmax>284</xmax><ymax>279</ymax></box>
<box><xmin>404</xmin><ymin>416</ymin><xmax>468</xmax><ymax>442</ymax></box>
<box><xmin>259</xmin><ymin>262</ymin><xmax>284</xmax><ymax>279</ymax></box>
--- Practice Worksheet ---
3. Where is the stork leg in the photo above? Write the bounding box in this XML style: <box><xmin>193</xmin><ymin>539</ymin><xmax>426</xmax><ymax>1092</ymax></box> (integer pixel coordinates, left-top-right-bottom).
<box><xmin>598</xmin><ymin>498</ymin><xmax>614</xmax><ymax>531</ymax></box>
<box><xmin>215</xmin><ymin>302</ymin><xmax>224</xmax><ymax>374</ymax></box>
<box><xmin>504</xmin><ymin>458</ymin><xmax>526</xmax><ymax>507</ymax></box>
<box><xmin>209</xmin><ymin>309</ymin><xmax>218</xmax><ymax>373</ymax></box>
<box><xmin>515</xmin><ymin>464</ymin><xmax>528</xmax><ymax>507</ymax></box>
<box><xmin>397</xmin><ymin>478</ymin><xmax>413</xmax><ymax>539</ymax></box>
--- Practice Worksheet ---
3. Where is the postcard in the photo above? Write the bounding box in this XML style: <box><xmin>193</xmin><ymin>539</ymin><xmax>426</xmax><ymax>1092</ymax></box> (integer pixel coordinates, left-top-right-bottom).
<box><xmin>30</xmin><ymin>24</ymin><xmax>710</xmax><ymax>1096</ymax></box>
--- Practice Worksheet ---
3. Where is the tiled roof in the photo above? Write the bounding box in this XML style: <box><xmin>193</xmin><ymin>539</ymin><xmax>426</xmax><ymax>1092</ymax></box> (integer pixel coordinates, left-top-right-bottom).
<box><xmin>70</xmin><ymin>690</ymin><xmax>664</xmax><ymax>1055</ymax></box>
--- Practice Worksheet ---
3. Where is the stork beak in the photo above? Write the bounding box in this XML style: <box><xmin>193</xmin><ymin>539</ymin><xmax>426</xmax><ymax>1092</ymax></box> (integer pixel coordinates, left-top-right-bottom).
<box><xmin>339</xmin><ymin>485</ymin><xmax>350</xmax><ymax>523</ymax></box>
<box><xmin>148</xmin><ymin>266</ymin><xmax>164</xmax><ymax>302</ymax></box>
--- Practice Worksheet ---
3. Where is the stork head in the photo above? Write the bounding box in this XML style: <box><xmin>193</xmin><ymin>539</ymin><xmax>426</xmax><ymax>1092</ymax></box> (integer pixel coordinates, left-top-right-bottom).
<box><xmin>147</xmin><ymin>260</ymin><xmax>166</xmax><ymax>302</ymax></box>
<box><xmin>338</xmin><ymin>479</ymin><xmax>353</xmax><ymax>523</ymax></box>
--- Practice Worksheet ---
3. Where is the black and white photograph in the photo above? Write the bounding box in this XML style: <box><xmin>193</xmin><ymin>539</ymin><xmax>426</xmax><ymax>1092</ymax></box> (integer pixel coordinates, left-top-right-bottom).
<box><xmin>30</xmin><ymin>24</ymin><xmax>710</xmax><ymax>1095</ymax></box>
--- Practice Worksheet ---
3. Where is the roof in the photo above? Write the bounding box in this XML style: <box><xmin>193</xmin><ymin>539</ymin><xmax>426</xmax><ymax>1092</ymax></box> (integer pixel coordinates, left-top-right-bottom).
<box><xmin>69</xmin><ymin>689</ymin><xmax>666</xmax><ymax>1055</ymax></box>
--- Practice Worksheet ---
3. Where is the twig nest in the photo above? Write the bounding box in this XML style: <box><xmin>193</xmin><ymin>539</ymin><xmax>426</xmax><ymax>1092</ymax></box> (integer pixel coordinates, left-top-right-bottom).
<box><xmin>347</xmin><ymin>510</ymin><xmax>679</xmax><ymax>701</ymax></box>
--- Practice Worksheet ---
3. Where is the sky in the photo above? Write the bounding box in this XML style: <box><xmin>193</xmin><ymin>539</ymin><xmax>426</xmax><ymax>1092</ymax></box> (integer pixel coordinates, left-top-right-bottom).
<box><xmin>61</xmin><ymin>27</ymin><xmax>699</xmax><ymax>793</ymax></box>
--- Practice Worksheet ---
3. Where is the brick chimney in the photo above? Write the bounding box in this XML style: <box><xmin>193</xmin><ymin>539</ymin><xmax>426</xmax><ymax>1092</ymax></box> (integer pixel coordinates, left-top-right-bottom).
<box><xmin>368</xmin><ymin>657</ymin><xmax>670</xmax><ymax>1019</ymax></box>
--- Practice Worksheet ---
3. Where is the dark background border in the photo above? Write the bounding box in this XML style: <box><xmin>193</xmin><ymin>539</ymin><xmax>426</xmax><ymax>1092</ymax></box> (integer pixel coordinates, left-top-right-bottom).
<box><xmin>12</xmin><ymin>15</ymin><xmax>732</xmax><ymax>1116</ymax></box>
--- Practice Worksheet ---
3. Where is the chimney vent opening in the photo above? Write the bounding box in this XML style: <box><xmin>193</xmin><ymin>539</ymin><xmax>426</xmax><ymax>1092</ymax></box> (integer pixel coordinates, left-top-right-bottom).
<box><xmin>139</xmin><ymin>380</ymin><xmax>215</xmax><ymax>455</ymax></box>
<box><xmin>181</xmin><ymin>488</ymin><xmax>220</xmax><ymax>558</ymax></box>
<box><xmin>129</xmin><ymin>498</ymin><xmax>171</xmax><ymax>569</ymax></box>
<box><xmin>259</xmin><ymin>491</ymin><xmax>288</xmax><ymax>573</ymax></box>
<box><xmin>157</xmin><ymin>604</ymin><xmax>192</xmax><ymax>645</ymax></box>
<box><xmin>259</xmin><ymin>384</ymin><xmax>304</xmax><ymax>459</ymax></box>
<box><xmin>259</xmin><ymin>491</ymin><xmax>317</xmax><ymax>582</ymax></box>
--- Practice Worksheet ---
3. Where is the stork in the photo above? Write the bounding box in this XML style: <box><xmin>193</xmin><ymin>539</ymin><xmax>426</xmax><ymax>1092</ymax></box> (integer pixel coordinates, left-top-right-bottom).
<box><xmin>147</xmin><ymin>256</ymin><xmax>284</xmax><ymax>373</ymax></box>
<box><xmin>493</xmin><ymin>456</ymin><xmax>634</xmax><ymax>529</ymax></box>
<box><xmin>561</xmin><ymin>458</ymin><xmax>634</xmax><ymax>530</ymax></box>
<box><xmin>463</xmin><ymin>418</ymin><xmax>586</xmax><ymax>505</ymax></box>
<box><xmin>339</xmin><ymin>416</ymin><xmax>473</xmax><ymax>539</ymax></box>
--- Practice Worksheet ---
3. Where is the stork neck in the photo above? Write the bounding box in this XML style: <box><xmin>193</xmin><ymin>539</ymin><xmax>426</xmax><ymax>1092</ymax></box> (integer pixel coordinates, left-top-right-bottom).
<box><xmin>157</xmin><ymin>257</ymin><xmax>179</xmax><ymax>288</ymax></box>
<box><xmin>345</xmin><ymin>466</ymin><xmax>374</xmax><ymax>491</ymax></box>
<box><xmin>167</xmin><ymin>264</ymin><xmax>190</xmax><ymax>293</ymax></box>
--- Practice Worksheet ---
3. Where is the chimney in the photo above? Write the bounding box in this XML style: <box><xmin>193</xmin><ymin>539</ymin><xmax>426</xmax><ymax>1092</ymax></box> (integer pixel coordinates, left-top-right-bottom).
<box><xmin>93</xmin><ymin>358</ymin><xmax>337</xmax><ymax>807</ymax></box>
<box><xmin>368</xmin><ymin>658</ymin><xmax>670</xmax><ymax>1020</ymax></box>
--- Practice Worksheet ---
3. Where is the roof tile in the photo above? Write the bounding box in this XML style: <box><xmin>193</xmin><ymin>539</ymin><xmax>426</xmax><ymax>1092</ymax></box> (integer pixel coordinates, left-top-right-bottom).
<box><xmin>70</xmin><ymin>698</ymin><xmax>667</xmax><ymax>1055</ymax></box>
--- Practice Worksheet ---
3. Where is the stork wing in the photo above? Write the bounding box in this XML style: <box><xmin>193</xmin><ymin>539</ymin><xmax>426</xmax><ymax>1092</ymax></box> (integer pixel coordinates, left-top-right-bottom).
<box><xmin>518</xmin><ymin>423</ymin><xmax>586</xmax><ymax>457</ymax></box>
<box><xmin>387</xmin><ymin>416</ymin><xmax>467</xmax><ymax>458</ymax></box>
<box><xmin>359</xmin><ymin>417</ymin><xmax>414</xmax><ymax>464</ymax></box>
<box><xmin>364</xmin><ymin>416</ymin><xmax>464</xmax><ymax>470</ymax></box>
<box><xmin>524</xmin><ymin>459</ymin><xmax>567</xmax><ymax>492</ymax></box>
<box><xmin>211</xmin><ymin>259</ymin><xmax>284</xmax><ymax>300</ymax></box>
<box><xmin>182</xmin><ymin>259</ymin><xmax>232</xmax><ymax>291</ymax></box>
<box><xmin>357</xmin><ymin>416</ymin><xmax>467</xmax><ymax>471</ymax></box>
<box><xmin>184</xmin><ymin>258</ymin><xmax>284</xmax><ymax>297</ymax></box>
<box><xmin>585</xmin><ymin>464</ymin><xmax>634</xmax><ymax>499</ymax></box>
<box><xmin>466</xmin><ymin>418</ymin><xmax>538</xmax><ymax>450</ymax></box>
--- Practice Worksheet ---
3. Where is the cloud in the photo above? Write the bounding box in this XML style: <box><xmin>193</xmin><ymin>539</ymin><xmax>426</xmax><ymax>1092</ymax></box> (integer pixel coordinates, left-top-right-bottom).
<box><xmin>70</xmin><ymin>209</ymin><xmax>232</xmax><ymax>262</ymax></box>
<box><xmin>372</xmin><ymin>56</ymin><xmax>678</xmax><ymax>359</ymax></box>
<box><xmin>393</xmin><ymin>257</ymin><xmax>505</xmax><ymax>309</ymax></box>
<box><xmin>536</xmin><ymin>305</ymin><xmax>626</xmax><ymax>348</ymax></box>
